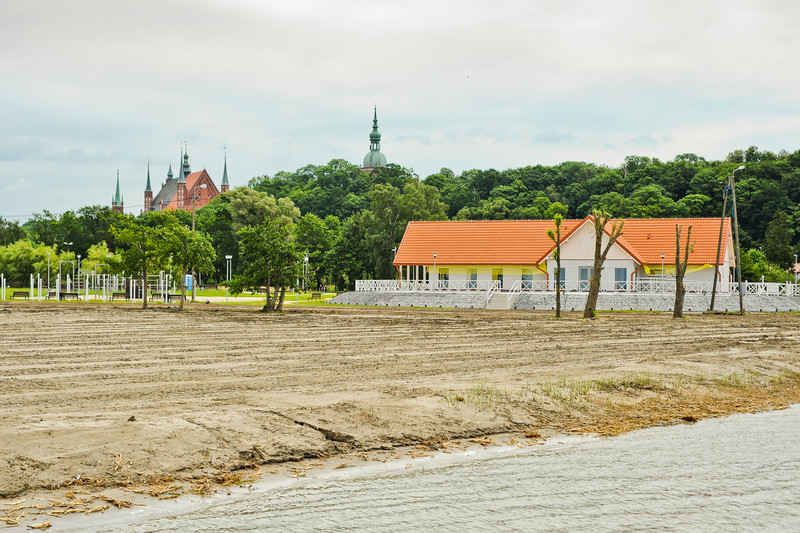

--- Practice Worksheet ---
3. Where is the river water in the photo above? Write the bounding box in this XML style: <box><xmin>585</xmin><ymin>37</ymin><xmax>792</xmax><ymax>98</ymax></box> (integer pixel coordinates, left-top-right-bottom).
<box><xmin>83</xmin><ymin>405</ymin><xmax>800</xmax><ymax>532</ymax></box>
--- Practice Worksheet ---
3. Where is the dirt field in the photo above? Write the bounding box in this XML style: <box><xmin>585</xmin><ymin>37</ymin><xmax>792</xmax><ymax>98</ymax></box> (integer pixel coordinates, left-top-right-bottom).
<box><xmin>1</xmin><ymin>302</ymin><xmax>799</xmax><ymax>524</ymax></box>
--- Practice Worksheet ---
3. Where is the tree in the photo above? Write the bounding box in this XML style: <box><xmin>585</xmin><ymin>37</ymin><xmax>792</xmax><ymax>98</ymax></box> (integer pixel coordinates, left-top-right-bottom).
<box><xmin>546</xmin><ymin>214</ymin><xmax>563</xmax><ymax>318</ymax></box>
<box><xmin>296</xmin><ymin>213</ymin><xmax>340</xmax><ymax>289</ymax></box>
<box><xmin>226</xmin><ymin>187</ymin><xmax>300</xmax><ymax>231</ymax></box>
<box><xmin>231</xmin><ymin>218</ymin><xmax>302</xmax><ymax>312</ymax></box>
<box><xmin>328</xmin><ymin>211</ymin><xmax>373</xmax><ymax>290</ymax></box>
<box><xmin>584</xmin><ymin>211</ymin><xmax>624</xmax><ymax>318</ymax></box>
<box><xmin>764</xmin><ymin>210</ymin><xmax>793</xmax><ymax>270</ymax></box>
<box><xmin>365</xmin><ymin>181</ymin><xmax>447</xmax><ymax>279</ymax></box>
<box><xmin>673</xmin><ymin>225</ymin><xmax>694</xmax><ymax>319</ymax></box>
<box><xmin>111</xmin><ymin>215</ymin><xmax>164</xmax><ymax>309</ymax></box>
<box><xmin>157</xmin><ymin>212</ymin><xmax>216</xmax><ymax>310</ymax></box>
<box><xmin>0</xmin><ymin>217</ymin><xmax>27</xmax><ymax>246</ymax></box>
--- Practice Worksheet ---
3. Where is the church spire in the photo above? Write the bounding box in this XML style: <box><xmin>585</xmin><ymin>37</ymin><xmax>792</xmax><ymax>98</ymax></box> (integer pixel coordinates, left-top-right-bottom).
<box><xmin>362</xmin><ymin>105</ymin><xmax>387</xmax><ymax>169</ymax></box>
<box><xmin>221</xmin><ymin>147</ymin><xmax>229</xmax><ymax>192</ymax></box>
<box><xmin>145</xmin><ymin>158</ymin><xmax>152</xmax><ymax>192</ymax></box>
<box><xmin>114</xmin><ymin>170</ymin><xmax>122</xmax><ymax>204</ymax></box>
<box><xmin>112</xmin><ymin>170</ymin><xmax>124</xmax><ymax>213</ymax></box>
<box><xmin>179</xmin><ymin>141</ymin><xmax>191</xmax><ymax>183</ymax></box>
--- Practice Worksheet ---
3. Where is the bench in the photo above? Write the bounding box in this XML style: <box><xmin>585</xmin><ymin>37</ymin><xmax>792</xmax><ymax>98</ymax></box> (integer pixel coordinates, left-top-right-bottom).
<box><xmin>60</xmin><ymin>292</ymin><xmax>80</xmax><ymax>301</ymax></box>
<box><xmin>167</xmin><ymin>293</ymin><xmax>183</xmax><ymax>302</ymax></box>
<box><xmin>310</xmin><ymin>292</ymin><xmax>322</xmax><ymax>300</ymax></box>
<box><xmin>112</xmin><ymin>292</ymin><xmax>128</xmax><ymax>301</ymax></box>
<box><xmin>47</xmin><ymin>291</ymin><xmax>57</xmax><ymax>300</ymax></box>
<box><xmin>12</xmin><ymin>291</ymin><xmax>29</xmax><ymax>299</ymax></box>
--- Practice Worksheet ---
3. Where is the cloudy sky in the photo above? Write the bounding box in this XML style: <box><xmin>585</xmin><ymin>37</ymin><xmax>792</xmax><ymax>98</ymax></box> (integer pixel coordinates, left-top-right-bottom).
<box><xmin>2</xmin><ymin>0</ymin><xmax>799</xmax><ymax>221</ymax></box>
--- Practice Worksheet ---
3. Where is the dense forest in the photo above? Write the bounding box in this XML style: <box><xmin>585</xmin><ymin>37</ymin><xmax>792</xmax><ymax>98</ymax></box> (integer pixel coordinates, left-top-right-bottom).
<box><xmin>2</xmin><ymin>146</ymin><xmax>798</xmax><ymax>290</ymax></box>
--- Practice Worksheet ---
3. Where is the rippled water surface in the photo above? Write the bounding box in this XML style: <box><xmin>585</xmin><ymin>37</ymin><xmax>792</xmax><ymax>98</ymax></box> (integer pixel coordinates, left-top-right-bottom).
<box><xmin>103</xmin><ymin>406</ymin><xmax>800</xmax><ymax>532</ymax></box>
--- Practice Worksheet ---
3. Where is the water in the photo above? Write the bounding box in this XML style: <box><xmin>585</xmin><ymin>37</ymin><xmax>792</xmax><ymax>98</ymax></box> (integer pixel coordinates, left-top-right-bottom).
<box><xmin>93</xmin><ymin>406</ymin><xmax>800</xmax><ymax>532</ymax></box>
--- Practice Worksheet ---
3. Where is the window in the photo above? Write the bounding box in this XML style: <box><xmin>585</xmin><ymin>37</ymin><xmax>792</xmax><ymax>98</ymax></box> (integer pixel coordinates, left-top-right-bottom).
<box><xmin>553</xmin><ymin>267</ymin><xmax>565</xmax><ymax>289</ymax></box>
<box><xmin>522</xmin><ymin>268</ymin><xmax>533</xmax><ymax>290</ymax></box>
<box><xmin>467</xmin><ymin>268</ymin><xmax>478</xmax><ymax>289</ymax></box>
<box><xmin>615</xmin><ymin>267</ymin><xmax>627</xmax><ymax>290</ymax></box>
<box><xmin>579</xmin><ymin>266</ymin><xmax>593</xmax><ymax>292</ymax></box>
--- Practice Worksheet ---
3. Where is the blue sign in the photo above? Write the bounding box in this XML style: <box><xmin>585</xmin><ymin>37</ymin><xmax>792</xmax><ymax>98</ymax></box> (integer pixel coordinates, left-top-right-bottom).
<box><xmin>185</xmin><ymin>274</ymin><xmax>193</xmax><ymax>291</ymax></box>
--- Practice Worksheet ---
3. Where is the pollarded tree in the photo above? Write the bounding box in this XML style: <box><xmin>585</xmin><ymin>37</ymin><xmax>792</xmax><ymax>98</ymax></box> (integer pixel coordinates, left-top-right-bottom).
<box><xmin>232</xmin><ymin>218</ymin><xmax>302</xmax><ymax>312</ymax></box>
<box><xmin>673</xmin><ymin>224</ymin><xmax>694</xmax><ymax>319</ymax></box>
<box><xmin>583</xmin><ymin>210</ymin><xmax>624</xmax><ymax>319</ymax></box>
<box><xmin>546</xmin><ymin>214</ymin><xmax>563</xmax><ymax>318</ymax></box>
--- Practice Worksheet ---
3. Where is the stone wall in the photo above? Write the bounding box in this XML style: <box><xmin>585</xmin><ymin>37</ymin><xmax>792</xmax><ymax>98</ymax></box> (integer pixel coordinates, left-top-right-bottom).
<box><xmin>330</xmin><ymin>291</ymin><xmax>800</xmax><ymax>312</ymax></box>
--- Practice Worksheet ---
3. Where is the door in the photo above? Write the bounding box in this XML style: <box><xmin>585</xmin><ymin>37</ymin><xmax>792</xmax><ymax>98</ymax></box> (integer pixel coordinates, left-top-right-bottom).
<box><xmin>492</xmin><ymin>268</ymin><xmax>504</xmax><ymax>289</ymax></box>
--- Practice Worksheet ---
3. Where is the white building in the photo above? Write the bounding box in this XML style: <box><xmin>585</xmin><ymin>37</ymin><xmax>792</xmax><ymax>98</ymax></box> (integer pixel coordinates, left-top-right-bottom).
<box><xmin>391</xmin><ymin>216</ymin><xmax>735</xmax><ymax>293</ymax></box>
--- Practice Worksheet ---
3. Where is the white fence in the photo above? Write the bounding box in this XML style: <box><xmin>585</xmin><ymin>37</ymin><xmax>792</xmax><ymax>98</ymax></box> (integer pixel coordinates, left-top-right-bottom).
<box><xmin>356</xmin><ymin>278</ymin><xmax>800</xmax><ymax>297</ymax></box>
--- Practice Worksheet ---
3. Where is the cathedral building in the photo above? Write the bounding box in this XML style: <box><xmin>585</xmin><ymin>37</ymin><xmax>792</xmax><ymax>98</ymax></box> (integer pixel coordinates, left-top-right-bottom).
<box><xmin>143</xmin><ymin>147</ymin><xmax>230</xmax><ymax>213</ymax></box>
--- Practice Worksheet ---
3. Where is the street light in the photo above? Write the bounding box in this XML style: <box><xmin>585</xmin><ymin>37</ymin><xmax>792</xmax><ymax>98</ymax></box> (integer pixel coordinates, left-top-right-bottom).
<box><xmin>46</xmin><ymin>252</ymin><xmax>51</xmax><ymax>292</ymax></box>
<box><xmin>77</xmin><ymin>254</ymin><xmax>82</xmax><ymax>295</ymax></box>
<box><xmin>63</xmin><ymin>241</ymin><xmax>73</xmax><ymax>253</ymax></box>
<box><xmin>225</xmin><ymin>255</ymin><xmax>232</xmax><ymax>302</ymax></box>
<box><xmin>303</xmin><ymin>253</ymin><xmax>309</xmax><ymax>292</ymax></box>
<box><xmin>661</xmin><ymin>253</ymin><xmax>665</xmax><ymax>291</ymax></box>
<box><xmin>728</xmin><ymin>165</ymin><xmax>746</xmax><ymax>313</ymax></box>
<box><xmin>190</xmin><ymin>183</ymin><xmax>208</xmax><ymax>302</ymax></box>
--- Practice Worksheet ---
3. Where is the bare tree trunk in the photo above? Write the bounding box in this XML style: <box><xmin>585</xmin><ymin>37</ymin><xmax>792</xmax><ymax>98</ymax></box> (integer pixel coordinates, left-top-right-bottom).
<box><xmin>584</xmin><ymin>241</ymin><xmax>603</xmax><ymax>318</ymax></box>
<box><xmin>179</xmin><ymin>264</ymin><xmax>186</xmax><ymax>311</ymax></box>
<box><xmin>142</xmin><ymin>267</ymin><xmax>148</xmax><ymax>310</ymax></box>
<box><xmin>673</xmin><ymin>225</ymin><xmax>693</xmax><ymax>319</ymax></box>
<box><xmin>276</xmin><ymin>286</ymin><xmax>286</xmax><ymax>312</ymax></box>
<box><xmin>547</xmin><ymin>215</ymin><xmax>563</xmax><ymax>319</ymax></box>
<box><xmin>583</xmin><ymin>211</ymin><xmax>625</xmax><ymax>319</ymax></box>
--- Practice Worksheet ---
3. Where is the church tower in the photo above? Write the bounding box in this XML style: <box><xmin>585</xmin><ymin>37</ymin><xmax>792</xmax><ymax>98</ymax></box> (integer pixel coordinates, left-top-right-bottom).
<box><xmin>112</xmin><ymin>171</ymin><xmax>124</xmax><ymax>213</ymax></box>
<box><xmin>143</xmin><ymin>159</ymin><xmax>153</xmax><ymax>213</ymax></box>
<box><xmin>362</xmin><ymin>106</ymin><xmax>387</xmax><ymax>171</ymax></box>
<box><xmin>221</xmin><ymin>149</ymin><xmax>230</xmax><ymax>193</ymax></box>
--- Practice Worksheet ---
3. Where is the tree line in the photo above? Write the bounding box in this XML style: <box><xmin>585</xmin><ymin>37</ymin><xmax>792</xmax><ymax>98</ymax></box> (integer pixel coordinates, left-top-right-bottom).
<box><xmin>1</xmin><ymin>145</ymin><xmax>798</xmax><ymax>303</ymax></box>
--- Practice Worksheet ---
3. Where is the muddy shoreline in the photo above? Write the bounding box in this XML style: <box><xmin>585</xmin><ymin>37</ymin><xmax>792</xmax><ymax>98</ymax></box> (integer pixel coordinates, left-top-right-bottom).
<box><xmin>1</xmin><ymin>303</ymin><xmax>799</xmax><ymax>528</ymax></box>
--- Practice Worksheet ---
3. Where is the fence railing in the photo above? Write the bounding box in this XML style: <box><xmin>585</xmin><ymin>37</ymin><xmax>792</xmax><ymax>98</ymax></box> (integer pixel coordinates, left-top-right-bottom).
<box><xmin>355</xmin><ymin>278</ymin><xmax>800</xmax><ymax>297</ymax></box>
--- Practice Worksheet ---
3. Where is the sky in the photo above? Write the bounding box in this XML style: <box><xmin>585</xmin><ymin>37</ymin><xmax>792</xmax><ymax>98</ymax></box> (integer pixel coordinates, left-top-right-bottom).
<box><xmin>2</xmin><ymin>0</ymin><xmax>800</xmax><ymax>221</ymax></box>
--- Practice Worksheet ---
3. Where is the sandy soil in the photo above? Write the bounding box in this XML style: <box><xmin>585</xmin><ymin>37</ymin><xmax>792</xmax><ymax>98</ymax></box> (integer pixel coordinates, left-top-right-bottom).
<box><xmin>1</xmin><ymin>302</ymin><xmax>799</xmax><ymax>526</ymax></box>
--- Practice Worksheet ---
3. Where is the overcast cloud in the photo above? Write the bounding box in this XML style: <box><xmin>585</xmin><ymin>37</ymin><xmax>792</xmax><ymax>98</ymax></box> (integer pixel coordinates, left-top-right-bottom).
<box><xmin>2</xmin><ymin>0</ymin><xmax>799</xmax><ymax>220</ymax></box>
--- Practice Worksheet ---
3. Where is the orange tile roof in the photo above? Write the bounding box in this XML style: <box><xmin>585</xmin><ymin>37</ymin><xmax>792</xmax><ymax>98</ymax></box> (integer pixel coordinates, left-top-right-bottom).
<box><xmin>394</xmin><ymin>218</ymin><xmax>731</xmax><ymax>266</ymax></box>
<box><xmin>619</xmin><ymin>218</ymin><xmax>730</xmax><ymax>265</ymax></box>
<box><xmin>394</xmin><ymin>220</ymin><xmax>583</xmax><ymax>266</ymax></box>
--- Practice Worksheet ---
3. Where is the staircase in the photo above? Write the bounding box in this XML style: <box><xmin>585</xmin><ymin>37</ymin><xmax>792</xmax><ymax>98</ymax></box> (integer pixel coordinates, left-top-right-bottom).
<box><xmin>486</xmin><ymin>292</ymin><xmax>509</xmax><ymax>310</ymax></box>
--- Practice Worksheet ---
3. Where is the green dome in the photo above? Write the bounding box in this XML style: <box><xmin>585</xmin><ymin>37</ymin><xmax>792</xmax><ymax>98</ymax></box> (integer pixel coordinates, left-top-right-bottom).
<box><xmin>363</xmin><ymin>150</ymin><xmax>387</xmax><ymax>168</ymax></box>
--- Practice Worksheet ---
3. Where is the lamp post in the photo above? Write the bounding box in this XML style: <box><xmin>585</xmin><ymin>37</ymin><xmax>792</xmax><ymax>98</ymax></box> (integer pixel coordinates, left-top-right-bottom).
<box><xmin>661</xmin><ymin>253</ymin><xmax>665</xmax><ymax>292</ymax></box>
<box><xmin>432</xmin><ymin>252</ymin><xmax>437</xmax><ymax>291</ymax></box>
<box><xmin>794</xmin><ymin>253</ymin><xmax>798</xmax><ymax>284</ymax></box>
<box><xmin>46</xmin><ymin>252</ymin><xmax>51</xmax><ymax>292</ymax></box>
<box><xmin>225</xmin><ymin>255</ymin><xmax>232</xmax><ymax>303</ymax></box>
<box><xmin>63</xmin><ymin>241</ymin><xmax>73</xmax><ymax>253</ymax></box>
<box><xmin>728</xmin><ymin>165</ymin><xmax>746</xmax><ymax>313</ymax></box>
<box><xmin>303</xmin><ymin>253</ymin><xmax>309</xmax><ymax>292</ymax></box>
<box><xmin>190</xmin><ymin>183</ymin><xmax>208</xmax><ymax>302</ymax></box>
<box><xmin>77</xmin><ymin>254</ymin><xmax>82</xmax><ymax>295</ymax></box>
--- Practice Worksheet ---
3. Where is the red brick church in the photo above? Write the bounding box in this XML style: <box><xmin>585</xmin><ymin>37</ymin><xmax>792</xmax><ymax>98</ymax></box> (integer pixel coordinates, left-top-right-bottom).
<box><xmin>142</xmin><ymin>146</ymin><xmax>230</xmax><ymax>213</ymax></box>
